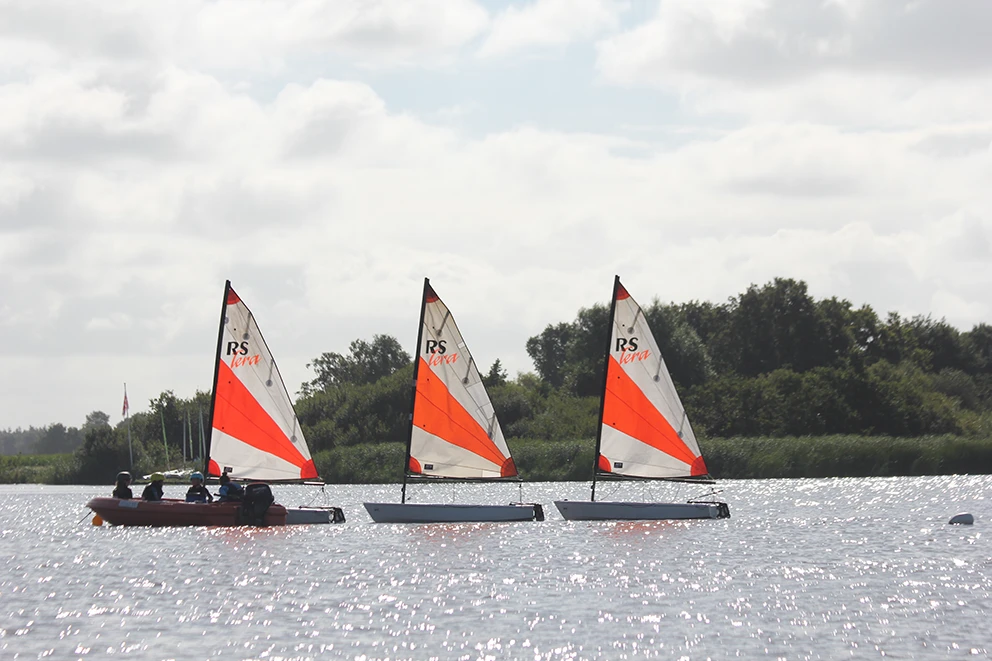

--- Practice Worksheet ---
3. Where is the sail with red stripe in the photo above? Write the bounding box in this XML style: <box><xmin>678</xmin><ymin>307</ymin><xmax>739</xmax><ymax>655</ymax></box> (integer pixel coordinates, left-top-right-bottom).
<box><xmin>407</xmin><ymin>279</ymin><xmax>516</xmax><ymax>480</ymax></box>
<box><xmin>596</xmin><ymin>276</ymin><xmax>709</xmax><ymax>480</ymax></box>
<box><xmin>207</xmin><ymin>282</ymin><xmax>318</xmax><ymax>482</ymax></box>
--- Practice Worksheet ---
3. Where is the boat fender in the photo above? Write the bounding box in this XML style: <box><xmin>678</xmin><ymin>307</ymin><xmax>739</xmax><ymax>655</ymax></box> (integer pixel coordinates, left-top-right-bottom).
<box><xmin>239</xmin><ymin>483</ymin><xmax>275</xmax><ymax>526</ymax></box>
<box><xmin>532</xmin><ymin>503</ymin><xmax>545</xmax><ymax>522</ymax></box>
<box><xmin>948</xmin><ymin>512</ymin><xmax>974</xmax><ymax>525</ymax></box>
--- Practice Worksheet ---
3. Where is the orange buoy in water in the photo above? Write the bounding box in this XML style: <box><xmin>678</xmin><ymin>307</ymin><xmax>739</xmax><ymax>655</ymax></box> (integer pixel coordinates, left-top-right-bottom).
<box><xmin>91</xmin><ymin>514</ymin><xmax>104</xmax><ymax>526</ymax></box>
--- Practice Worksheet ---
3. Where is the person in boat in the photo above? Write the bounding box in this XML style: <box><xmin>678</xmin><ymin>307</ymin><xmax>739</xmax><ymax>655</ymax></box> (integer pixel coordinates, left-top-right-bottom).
<box><xmin>112</xmin><ymin>471</ymin><xmax>133</xmax><ymax>499</ymax></box>
<box><xmin>142</xmin><ymin>473</ymin><xmax>165</xmax><ymax>501</ymax></box>
<box><xmin>216</xmin><ymin>472</ymin><xmax>244</xmax><ymax>502</ymax></box>
<box><xmin>185</xmin><ymin>471</ymin><xmax>213</xmax><ymax>503</ymax></box>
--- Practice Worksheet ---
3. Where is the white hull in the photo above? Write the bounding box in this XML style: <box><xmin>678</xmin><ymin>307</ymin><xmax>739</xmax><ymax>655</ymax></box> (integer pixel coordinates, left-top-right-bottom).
<box><xmin>554</xmin><ymin>500</ymin><xmax>729</xmax><ymax>521</ymax></box>
<box><xmin>364</xmin><ymin>502</ymin><xmax>543</xmax><ymax>523</ymax></box>
<box><xmin>285</xmin><ymin>507</ymin><xmax>345</xmax><ymax>525</ymax></box>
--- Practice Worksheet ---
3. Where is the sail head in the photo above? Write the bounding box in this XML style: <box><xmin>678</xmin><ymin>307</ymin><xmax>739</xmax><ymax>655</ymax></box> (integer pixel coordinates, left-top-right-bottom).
<box><xmin>208</xmin><ymin>286</ymin><xmax>317</xmax><ymax>482</ymax></box>
<box><xmin>596</xmin><ymin>279</ymin><xmax>709</xmax><ymax>481</ymax></box>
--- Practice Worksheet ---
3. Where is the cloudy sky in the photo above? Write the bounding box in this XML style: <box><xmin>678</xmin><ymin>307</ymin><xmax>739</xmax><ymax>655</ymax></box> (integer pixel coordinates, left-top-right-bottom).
<box><xmin>2</xmin><ymin>0</ymin><xmax>990</xmax><ymax>430</ymax></box>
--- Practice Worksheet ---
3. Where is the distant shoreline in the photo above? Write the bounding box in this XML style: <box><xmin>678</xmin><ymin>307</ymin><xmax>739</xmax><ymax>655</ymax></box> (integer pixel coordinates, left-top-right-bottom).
<box><xmin>4</xmin><ymin>434</ymin><xmax>991</xmax><ymax>485</ymax></box>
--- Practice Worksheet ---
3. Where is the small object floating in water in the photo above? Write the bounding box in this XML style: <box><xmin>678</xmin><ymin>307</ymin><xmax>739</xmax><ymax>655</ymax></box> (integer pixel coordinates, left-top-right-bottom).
<box><xmin>948</xmin><ymin>513</ymin><xmax>974</xmax><ymax>525</ymax></box>
<box><xmin>91</xmin><ymin>514</ymin><xmax>104</xmax><ymax>526</ymax></box>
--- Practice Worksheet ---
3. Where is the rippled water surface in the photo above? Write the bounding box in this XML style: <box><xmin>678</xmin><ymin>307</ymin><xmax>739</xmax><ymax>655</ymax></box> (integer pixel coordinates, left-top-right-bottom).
<box><xmin>1</xmin><ymin>477</ymin><xmax>989</xmax><ymax>660</ymax></box>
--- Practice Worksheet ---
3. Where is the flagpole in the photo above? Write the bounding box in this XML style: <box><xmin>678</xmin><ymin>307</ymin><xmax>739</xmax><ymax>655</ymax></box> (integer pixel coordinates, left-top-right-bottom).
<box><xmin>123</xmin><ymin>383</ymin><xmax>133</xmax><ymax>470</ymax></box>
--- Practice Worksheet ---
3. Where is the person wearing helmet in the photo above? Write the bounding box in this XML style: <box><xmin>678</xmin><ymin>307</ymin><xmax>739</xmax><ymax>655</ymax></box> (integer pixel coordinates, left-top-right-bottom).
<box><xmin>112</xmin><ymin>471</ymin><xmax>133</xmax><ymax>499</ymax></box>
<box><xmin>216</xmin><ymin>472</ymin><xmax>244</xmax><ymax>502</ymax></box>
<box><xmin>185</xmin><ymin>472</ymin><xmax>213</xmax><ymax>503</ymax></box>
<box><xmin>142</xmin><ymin>473</ymin><xmax>165</xmax><ymax>501</ymax></box>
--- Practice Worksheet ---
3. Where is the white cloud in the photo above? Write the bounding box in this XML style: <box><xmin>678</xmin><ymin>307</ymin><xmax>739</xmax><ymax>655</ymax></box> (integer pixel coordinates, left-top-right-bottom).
<box><xmin>0</xmin><ymin>0</ymin><xmax>990</xmax><ymax>428</ymax></box>
<box><xmin>479</xmin><ymin>0</ymin><xmax>624</xmax><ymax>58</ymax></box>
<box><xmin>1</xmin><ymin>0</ymin><xmax>491</xmax><ymax>75</ymax></box>
<box><xmin>596</xmin><ymin>0</ymin><xmax>992</xmax><ymax>125</ymax></box>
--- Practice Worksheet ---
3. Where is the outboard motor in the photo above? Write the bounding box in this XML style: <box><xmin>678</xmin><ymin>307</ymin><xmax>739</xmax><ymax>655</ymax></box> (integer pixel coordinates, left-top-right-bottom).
<box><xmin>239</xmin><ymin>483</ymin><xmax>275</xmax><ymax>526</ymax></box>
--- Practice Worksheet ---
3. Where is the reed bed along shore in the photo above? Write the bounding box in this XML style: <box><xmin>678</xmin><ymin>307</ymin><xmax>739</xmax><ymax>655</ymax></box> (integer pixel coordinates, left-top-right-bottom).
<box><xmin>4</xmin><ymin>435</ymin><xmax>991</xmax><ymax>485</ymax></box>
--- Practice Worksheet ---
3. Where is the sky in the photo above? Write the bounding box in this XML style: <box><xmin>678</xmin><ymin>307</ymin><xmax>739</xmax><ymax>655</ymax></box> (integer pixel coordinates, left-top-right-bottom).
<box><xmin>2</xmin><ymin>0</ymin><xmax>991</xmax><ymax>430</ymax></box>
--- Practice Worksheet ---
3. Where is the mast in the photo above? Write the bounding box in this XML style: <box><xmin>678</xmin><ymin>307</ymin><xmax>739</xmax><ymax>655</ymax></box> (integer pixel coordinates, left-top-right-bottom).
<box><xmin>401</xmin><ymin>277</ymin><xmax>430</xmax><ymax>504</ymax></box>
<box><xmin>124</xmin><ymin>382</ymin><xmax>133</xmax><ymax>470</ymax></box>
<box><xmin>591</xmin><ymin>275</ymin><xmax>621</xmax><ymax>502</ymax></box>
<box><xmin>204</xmin><ymin>279</ymin><xmax>231</xmax><ymax>476</ymax></box>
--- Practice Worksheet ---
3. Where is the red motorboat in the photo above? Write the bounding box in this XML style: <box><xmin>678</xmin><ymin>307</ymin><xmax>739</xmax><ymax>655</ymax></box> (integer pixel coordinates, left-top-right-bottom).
<box><xmin>87</xmin><ymin>497</ymin><xmax>288</xmax><ymax>527</ymax></box>
<box><xmin>90</xmin><ymin>281</ymin><xmax>345</xmax><ymax>528</ymax></box>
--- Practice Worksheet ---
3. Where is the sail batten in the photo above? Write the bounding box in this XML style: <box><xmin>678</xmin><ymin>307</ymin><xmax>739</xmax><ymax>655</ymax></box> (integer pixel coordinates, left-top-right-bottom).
<box><xmin>207</xmin><ymin>283</ymin><xmax>317</xmax><ymax>482</ymax></box>
<box><xmin>596</xmin><ymin>278</ymin><xmax>708</xmax><ymax>481</ymax></box>
<box><xmin>406</xmin><ymin>279</ymin><xmax>517</xmax><ymax>481</ymax></box>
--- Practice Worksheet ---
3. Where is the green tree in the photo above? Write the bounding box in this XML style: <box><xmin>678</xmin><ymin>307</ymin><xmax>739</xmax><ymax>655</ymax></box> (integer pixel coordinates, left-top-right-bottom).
<box><xmin>83</xmin><ymin>411</ymin><xmax>111</xmax><ymax>433</ymax></box>
<box><xmin>74</xmin><ymin>425</ymin><xmax>132</xmax><ymax>484</ymax></box>
<box><xmin>525</xmin><ymin>322</ymin><xmax>572</xmax><ymax>390</ymax></box>
<box><xmin>302</xmin><ymin>334</ymin><xmax>411</xmax><ymax>395</ymax></box>
<box><xmin>965</xmin><ymin>323</ymin><xmax>992</xmax><ymax>373</ymax></box>
<box><xmin>482</xmin><ymin>359</ymin><xmax>508</xmax><ymax>389</ymax></box>
<box><xmin>728</xmin><ymin>278</ymin><xmax>833</xmax><ymax>376</ymax></box>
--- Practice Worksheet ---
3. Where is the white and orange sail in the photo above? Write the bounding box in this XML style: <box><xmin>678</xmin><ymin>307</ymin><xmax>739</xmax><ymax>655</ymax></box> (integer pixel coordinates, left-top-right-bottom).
<box><xmin>206</xmin><ymin>281</ymin><xmax>318</xmax><ymax>482</ymax></box>
<box><xmin>406</xmin><ymin>279</ymin><xmax>517</xmax><ymax>481</ymax></box>
<box><xmin>595</xmin><ymin>276</ymin><xmax>709</xmax><ymax>482</ymax></box>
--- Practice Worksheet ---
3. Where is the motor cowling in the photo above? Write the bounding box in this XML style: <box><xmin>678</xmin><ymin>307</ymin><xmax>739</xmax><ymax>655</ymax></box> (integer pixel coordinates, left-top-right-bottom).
<box><xmin>239</xmin><ymin>483</ymin><xmax>275</xmax><ymax>526</ymax></box>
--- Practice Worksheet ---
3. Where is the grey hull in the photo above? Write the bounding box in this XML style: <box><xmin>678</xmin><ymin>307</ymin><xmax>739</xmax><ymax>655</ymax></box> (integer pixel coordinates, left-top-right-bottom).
<box><xmin>554</xmin><ymin>500</ymin><xmax>729</xmax><ymax>521</ymax></box>
<box><xmin>284</xmin><ymin>507</ymin><xmax>346</xmax><ymax>525</ymax></box>
<box><xmin>364</xmin><ymin>502</ymin><xmax>542</xmax><ymax>523</ymax></box>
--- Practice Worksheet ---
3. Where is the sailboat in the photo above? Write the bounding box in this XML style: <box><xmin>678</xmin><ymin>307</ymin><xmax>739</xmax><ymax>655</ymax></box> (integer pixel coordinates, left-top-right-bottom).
<box><xmin>554</xmin><ymin>276</ymin><xmax>730</xmax><ymax>521</ymax></box>
<box><xmin>363</xmin><ymin>278</ymin><xmax>544</xmax><ymax>523</ymax></box>
<box><xmin>87</xmin><ymin>281</ymin><xmax>345</xmax><ymax>526</ymax></box>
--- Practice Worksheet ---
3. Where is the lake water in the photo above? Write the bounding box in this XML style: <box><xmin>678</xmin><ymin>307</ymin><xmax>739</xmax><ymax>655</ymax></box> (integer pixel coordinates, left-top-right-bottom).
<box><xmin>0</xmin><ymin>477</ymin><xmax>989</xmax><ymax>660</ymax></box>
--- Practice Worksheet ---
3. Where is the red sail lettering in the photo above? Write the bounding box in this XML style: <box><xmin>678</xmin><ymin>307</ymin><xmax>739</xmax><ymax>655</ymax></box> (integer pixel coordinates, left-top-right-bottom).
<box><xmin>427</xmin><ymin>352</ymin><xmax>459</xmax><ymax>367</ymax></box>
<box><xmin>230</xmin><ymin>354</ymin><xmax>261</xmax><ymax>368</ymax></box>
<box><xmin>618</xmin><ymin>349</ymin><xmax>650</xmax><ymax>364</ymax></box>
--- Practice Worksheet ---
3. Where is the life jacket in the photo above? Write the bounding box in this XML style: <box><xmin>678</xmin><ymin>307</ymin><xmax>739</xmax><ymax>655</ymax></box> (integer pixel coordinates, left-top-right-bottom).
<box><xmin>186</xmin><ymin>484</ymin><xmax>211</xmax><ymax>502</ymax></box>
<box><xmin>142</xmin><ymin>483</ymin><xmax>164</xmax><ymax>501</ymax></box>
<box><xmin>218</xmin><ymin>482</ymin><xmax>244</xmax><ymax>502</ymax></box>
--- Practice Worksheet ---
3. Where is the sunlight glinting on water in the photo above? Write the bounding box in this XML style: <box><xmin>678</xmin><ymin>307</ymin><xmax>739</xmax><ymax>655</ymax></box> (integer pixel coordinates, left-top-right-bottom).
<box><xmin>0</xmin><ymin>477</ymin><xmax>989</xmax><ymax>660</ymax></box>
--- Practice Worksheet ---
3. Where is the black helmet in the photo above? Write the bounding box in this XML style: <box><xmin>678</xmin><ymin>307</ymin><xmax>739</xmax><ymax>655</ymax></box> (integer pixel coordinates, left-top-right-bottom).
<box><xmin>116</xmin><ymin>471</ymin><xmax>131</xmax><ymax>482</ymax></box>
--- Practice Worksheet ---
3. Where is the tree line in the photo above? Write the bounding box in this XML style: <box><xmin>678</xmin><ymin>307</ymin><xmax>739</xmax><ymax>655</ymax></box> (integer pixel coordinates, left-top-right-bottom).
<box><xmin>5</xmin><ymin>277</ymin><xmax>991</xmax><ymax>483</ymax></box>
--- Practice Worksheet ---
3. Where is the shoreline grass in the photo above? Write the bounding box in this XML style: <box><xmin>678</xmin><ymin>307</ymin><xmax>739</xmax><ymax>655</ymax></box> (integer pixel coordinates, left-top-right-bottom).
<box><xmin>5</xmin><ymin>435</ymin><xmax>992</xmax><ymax>484</ymax></box>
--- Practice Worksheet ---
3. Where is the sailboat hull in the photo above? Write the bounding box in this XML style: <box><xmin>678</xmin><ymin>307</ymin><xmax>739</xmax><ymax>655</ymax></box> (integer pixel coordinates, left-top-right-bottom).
<box><xmin>364</xmin><ymin>502</ymin><xmax>542</xmax><ymax>523</ymax></box>
<box><xmin>285</xmin><ymin>507</ymin><xmax>346</xmax><ymax>524</ymax></box>
<box><xmin>554</xmin><ymin>500</ymin><xmax>729</xmax><ymax>521</ymax></box>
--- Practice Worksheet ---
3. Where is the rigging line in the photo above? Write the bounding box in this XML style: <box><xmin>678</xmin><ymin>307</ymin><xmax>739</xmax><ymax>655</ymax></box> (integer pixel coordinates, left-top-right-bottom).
<box><xmin>677</xmin><ymin>408</ymin><xmax>689</xmax><ymax>438</ymax></box>
<box><xmin>436</xmin><ymin>310</ymin><xmax>452</xmax><ymax>334</ymax></box>
<box><xmin>690</xmin><ymin>487</ymin><xmax>723</xmax><ymax>501</ymax></box>
<box><xmin>602</xmin><ymin>479</ymin><xmax>623</xmax><ymax>500</ymax></box>
<box><xmin>630</xmin><ymin>305</ymin><xmax>643</xmax><ymax>331</ymax></box>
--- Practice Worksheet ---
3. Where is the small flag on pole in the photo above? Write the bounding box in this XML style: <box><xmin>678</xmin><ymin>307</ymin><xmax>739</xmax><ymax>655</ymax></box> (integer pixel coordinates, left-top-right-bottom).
<box><xmin>122</xmin><ymin>386</ymin><xmax>130</xmax><ymax>418</ymax></box>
